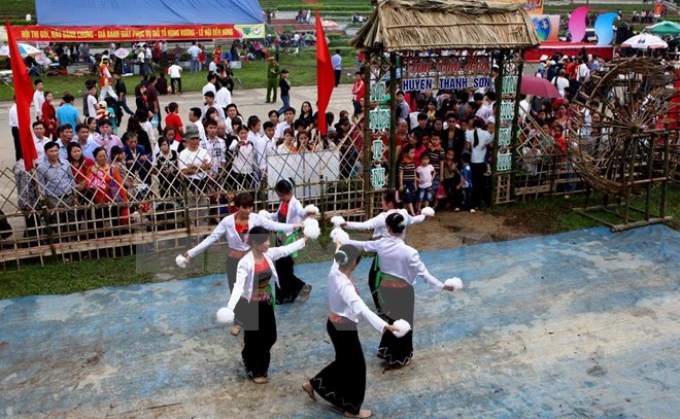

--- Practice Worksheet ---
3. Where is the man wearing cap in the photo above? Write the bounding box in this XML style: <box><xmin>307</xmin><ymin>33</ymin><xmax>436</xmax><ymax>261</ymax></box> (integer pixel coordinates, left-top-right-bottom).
<box><xmin>99</xmin><ymin>57</ymin><xmax>116</xmax><ymax>101</ymax></box>
<box><xmin>178</xmin><ymin>123</ymin><xmax>212</xmax><ymax>226</ymax></box>
<box><xmin>265</xmin><ymin>56</ymin><xmax>280</xmax><ymax>103</ymax></box>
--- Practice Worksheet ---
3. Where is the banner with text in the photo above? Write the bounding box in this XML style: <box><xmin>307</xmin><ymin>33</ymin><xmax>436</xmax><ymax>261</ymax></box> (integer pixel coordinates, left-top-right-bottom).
<box><xmin>11</xmin><ymin>24</ymin><xmax>265</xmax><ymax>42</ymax></box>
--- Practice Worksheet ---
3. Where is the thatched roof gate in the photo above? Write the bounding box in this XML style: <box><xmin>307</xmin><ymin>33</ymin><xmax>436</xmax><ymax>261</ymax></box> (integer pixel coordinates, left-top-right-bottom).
<box><xmin>351</xmin><ymin>0</ymin><xmax>539</xmax><ymax>212</ymax></box>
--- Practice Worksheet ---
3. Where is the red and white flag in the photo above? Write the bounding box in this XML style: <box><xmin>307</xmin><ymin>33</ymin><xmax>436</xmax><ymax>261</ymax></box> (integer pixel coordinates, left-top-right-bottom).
<box><xmin>315</xmin><ymin>11</ymin><xmax>335</xmax><ymax>136</ymax></box>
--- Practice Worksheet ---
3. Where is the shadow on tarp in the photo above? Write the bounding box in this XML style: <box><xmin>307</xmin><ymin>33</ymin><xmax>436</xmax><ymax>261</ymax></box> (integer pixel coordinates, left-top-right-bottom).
<box><xmin>1</xmin><ymin>225</ymin><xmax>680</xmax><ymax>419</ymax></box>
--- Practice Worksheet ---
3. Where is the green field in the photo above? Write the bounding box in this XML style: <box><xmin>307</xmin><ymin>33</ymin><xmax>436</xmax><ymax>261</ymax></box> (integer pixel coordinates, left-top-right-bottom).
<box><xmin>0</xmin><ymin>47</ymin><xmax>358</xmax><ymax>102</ymax></box>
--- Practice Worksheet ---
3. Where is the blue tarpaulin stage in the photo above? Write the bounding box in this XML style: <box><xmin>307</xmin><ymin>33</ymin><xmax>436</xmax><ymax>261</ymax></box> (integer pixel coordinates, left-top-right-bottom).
<box><xmin>35</xmin><ymin>0</ymin><xmax>264</xmax><ymax>26</ymax></box>
<box><xmin>1</xmin><ymin>225</ymin><xmax>680</xmax><ymax>418</ymax></box>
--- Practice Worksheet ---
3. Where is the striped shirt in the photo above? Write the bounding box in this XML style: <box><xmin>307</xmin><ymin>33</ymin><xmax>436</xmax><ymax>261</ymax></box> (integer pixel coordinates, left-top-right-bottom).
<box><xmin>399</xmin><ymin>158</ymin><xmax>416</xmax><ymax>182</ymax></box>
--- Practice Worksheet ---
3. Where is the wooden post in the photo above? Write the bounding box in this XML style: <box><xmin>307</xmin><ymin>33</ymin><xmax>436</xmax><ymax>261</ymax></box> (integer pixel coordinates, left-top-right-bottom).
<box><xmin>660</xmin><ymin>124</ymin><xmax>672</xmax><ymax>218</ymax></box>
<box><xmin>389</xmin><ymin>51</ymin><xmax>397</xmax><ymax>190</ymax></box>
<box><xmin>362</xmin><ymin>49</ymin><xmax>373</xmax><ymax>218</ymax></box>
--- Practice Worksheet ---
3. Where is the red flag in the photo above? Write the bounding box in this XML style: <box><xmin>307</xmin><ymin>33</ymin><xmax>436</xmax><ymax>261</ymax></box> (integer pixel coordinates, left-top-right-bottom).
<box><xmin>315</xmin><ymin>11</ymin><xmax>335</xmax><ymax>136</ymax></box>
<box><xmin>6</xmin><ymin>19</ymin><xmax>37</xmax><ymax>170</ymax></box>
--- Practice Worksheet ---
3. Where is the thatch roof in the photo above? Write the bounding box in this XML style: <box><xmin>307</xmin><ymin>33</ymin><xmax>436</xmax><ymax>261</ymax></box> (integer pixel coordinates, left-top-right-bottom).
<box><xmin>350</xmin><ymin>0</ymin><xmax>541</xmax><ymax>51</ymax></box>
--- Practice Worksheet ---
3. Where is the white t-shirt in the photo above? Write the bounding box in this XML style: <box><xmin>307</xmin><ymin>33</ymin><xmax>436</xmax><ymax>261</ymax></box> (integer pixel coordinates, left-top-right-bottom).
<box><xmin>188</xmin><ymin>45</ymin><xmax>201</xmax><ymax>59</ymax></box>
<box><xmin>466</xmin><ymin>128</ymin><xmax>493</xmax><ymax>164</ymax></box>
<box><xmin>168</xmin><ymin>64</ymin><xmax>182</xmax><ymax>78</ymax></box>
<box><xmin>202</xmin><ymin>83</ymin><xmax>217</xmax><ymax>96</ymax></box>
<box><xmin>215</xmin><ymin>87</ymin><xmax>232</xmax><ymax>108</ymax></box>
<box><xmin>87</xmin><ymin>95</ymin><xmax>98</xmax><ymax>118</ymax></box>
<box><xmin>416</xmin><ymin>164</ymin><xmax>434</xmax><ymax>188</ymax></box>
<box><xmin>178</xmin><ymin>147</ymin><xmax>211</xmax><ymax>180</ymax></box>
<box><xmin>554</xmin><ymin>77</ymin><xmax>570</xmax><ymax>98</ymax></box>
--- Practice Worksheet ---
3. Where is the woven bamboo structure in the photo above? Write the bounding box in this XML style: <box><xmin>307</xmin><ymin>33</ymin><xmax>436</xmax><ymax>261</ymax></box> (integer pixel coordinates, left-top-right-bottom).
<box><xmin>567</xmin><ymin>57</ymin><xmax>677</xmax><ymax>230</ymax></box>
<box><xmin>350</xmin><ymin>0</ymin><xmax>541</xmax><ymax>51</ymax></box>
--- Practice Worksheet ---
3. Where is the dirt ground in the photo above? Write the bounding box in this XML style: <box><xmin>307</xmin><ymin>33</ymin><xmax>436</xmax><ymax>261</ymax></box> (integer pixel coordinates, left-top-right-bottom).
<box><xmin>403</xmin><ymin>209</ymin><xmax>535</xmax><ymax>251</ymax></box>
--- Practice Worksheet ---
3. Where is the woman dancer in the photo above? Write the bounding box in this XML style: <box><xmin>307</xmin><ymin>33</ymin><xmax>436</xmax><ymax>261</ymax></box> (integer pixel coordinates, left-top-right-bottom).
<box><xmin>220</xmin><ymin>226</ymin><xmax>307</xmax><ymax>384</ymax></box>
<box><xmin>262</xmin><ymin>179</ymin><xmax>314</xmax><ymax>304</ymax></box>
<box><xmin>342</xmin><ymin>190</ymin><xmax>430</xmax><ymax>315</ymax></box>
<box><xmin>184</xmin><ymin>193</ymin><xmax>301</xmax><ymax>335</ymax></box>
<box><xmin>302</xmin><ymin>244</ymin><xmax>402</xmax><ymax>418</ymax></box>
<box><xmin>342</xmin><ymin>213</ymin><xmax>457</xmax><ymax>367</ymax></box>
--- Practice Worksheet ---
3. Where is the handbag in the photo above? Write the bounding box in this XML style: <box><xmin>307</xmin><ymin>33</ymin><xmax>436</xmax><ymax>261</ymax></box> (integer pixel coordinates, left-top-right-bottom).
<box><xmin>435</xmin><ymin>183</ymin><xmax>447</xmax><ymax>200</ymax></box>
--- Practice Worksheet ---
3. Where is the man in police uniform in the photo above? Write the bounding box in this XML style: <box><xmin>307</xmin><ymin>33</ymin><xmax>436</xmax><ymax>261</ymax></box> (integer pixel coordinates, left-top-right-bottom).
<box><xmin>265</xmin><ymin>56</ymin><xmax>280</xmax><ymax>104</ymax></box>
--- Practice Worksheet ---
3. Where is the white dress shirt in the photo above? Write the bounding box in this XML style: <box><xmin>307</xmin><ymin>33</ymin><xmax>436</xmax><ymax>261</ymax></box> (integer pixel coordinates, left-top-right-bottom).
<box><xmin>345</xmin><ymin>209</ymin><xmax>425</xmax><ymax>239</ymax></box>
<box><xmin>33</xmin><ymin>90</ymin><xmax>45</xmax><ymax>118</ymax></box>
<box><xmin>228</xmin><ymin>138</ymin><xmax>255</xmax><ymax>174</ymax></box>
<box><xmin>226</xmin><ymin>238</ymin><xmax>306</xmax><ymax>310</ymax></box>
<box><xmin>187</xmin><ymin>212</ymin><xmax>296</xmax><ymax>256</ymax></box>
<box><xmin>274</xmin><ymin>121</ymin><xmax>292</xmax><ymax>139</ymax></box>
<box><xmin>466</xmin><ymin>128</ymin><xmax>493</xmax><ymax>164</ymax></box>
<box><xmin>327</xmin><ymin>263</ymin><xmax>387</xmax><ymax>333</ymax></box>
<box><xmin>215</xmin><ymin>87</ymin><xmax>232</xmax><ymax>109</ymax></box>
<box><xmin>9</xmin><ymin>105</ymin><xmax>18</xmax><ymax>127</ymax></box>
<box><xmin>345</xmin><ymin>236</ymin><xmax>445</xmax><ymax>292</ymax></box>
<box><xmin>202</xmin><ymin>83</ymin><xmax>217</xmax><ymax>97</ymax></box>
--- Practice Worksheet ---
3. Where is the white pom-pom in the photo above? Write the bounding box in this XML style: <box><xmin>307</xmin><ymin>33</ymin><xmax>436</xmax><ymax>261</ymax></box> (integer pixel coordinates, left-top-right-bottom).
<box><xmin>392</xmin><ymin>319</ymin><xmax>411</xmax><ymax>338</ymax></box>
<box><xmin>258</xmin><ymin>209</ymin><xmax>270</xmax><ymax>218</ymax></box>
<box><xmin>216</xmin><ymin>307</ymin><xmax>235</xmax><ymax>324</ymax></box>
<box><xmin>304</xmin><ymin>204</ymin><xmax>319</xmax><ymax>215</ymax></box>
<box><xmin>445</xmin><ymin>277</ymin><xmax>464</xmax><ymax>290</ymax></box>
<box><xmin>303</xmin><ymin>218</ymin><xmax>321</xmax><ymax>239</ymax></box>
<box><xmin>421</xmin><ymin>207</ymin><xmax>435</xmax><ymax>216</ymax></box>
<box><xmin>330</xmin><ymin>215</ymin><xmax>346</xmax><ymax>228</ymax></box>
<box><xmin>330</xmin><ymin>227</ymin><xmax>350</xmax><ymax>244</ymax></box>
<box><xmin>175</xmin><ymin>254</ymin><xmax>187</xmax><ymax>268</ymax></box>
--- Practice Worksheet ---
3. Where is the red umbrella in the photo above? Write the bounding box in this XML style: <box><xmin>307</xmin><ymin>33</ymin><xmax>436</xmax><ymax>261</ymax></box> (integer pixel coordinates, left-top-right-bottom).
<box><xmin>520</xmin><ymin>75</ymin><xmax>560</xmax><ymax>98</ymax></box>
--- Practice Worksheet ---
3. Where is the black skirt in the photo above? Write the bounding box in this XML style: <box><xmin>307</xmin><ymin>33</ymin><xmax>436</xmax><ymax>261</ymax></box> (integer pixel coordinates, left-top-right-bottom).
<box><xmin>235</xmin><ymin>298</ymin><xmax>277</xmax><ymax>378</ymax></box>
<box><xmin>310</xmin><ymin>319</ymin><xmax>366</xmax><ymax>415</ymax></box>
<box><xmin>377</xmin><ymin>285</ymin><xmax>414</xmax><ymax>366</ymax></box>
<box><xmin>274</xmin><ymin>235</ymin><xmax>306</xmax><ymax>304</ymax></box>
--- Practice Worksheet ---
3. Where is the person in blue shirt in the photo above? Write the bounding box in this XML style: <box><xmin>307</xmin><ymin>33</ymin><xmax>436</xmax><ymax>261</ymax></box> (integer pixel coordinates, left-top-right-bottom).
<box><xmin>55</xmin><ymin>93</ymin><xmax>81</xmax><ymax>129</ymax></box>
<box><xmin>55</xmin><ymin>124</ymin><xmax>76</xmax><ymax>160</ymax></box>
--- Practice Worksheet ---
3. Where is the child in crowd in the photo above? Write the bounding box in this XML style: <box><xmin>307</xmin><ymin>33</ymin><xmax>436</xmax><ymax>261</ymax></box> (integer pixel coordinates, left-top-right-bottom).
<box><xmin>415</xmin><ymin>154</ymin><xmax>434</xmax><ymax>214</ymax></box>
<box><xmin>442</xmin><ymin>149</ymin><xmax>458</xmax><ymax>209</ymax></box>
<box><xmin>428</xmin><ymin>133</ymin><xmax>445</xmax><ymax>208</ymax></box>
<box><xmin>484</xmin><ymin>121</ymin><xmax>494</xmax><ymax>176</ymax></box>
<box><xmin>398</xmin><ymin>145</ymin><xmax>417</xmax><ymax>216</ymax></box>
<box><xmin>457</xmin><ymin>153</ymin><xmax>475</xmax><ymax>213</ymax></box>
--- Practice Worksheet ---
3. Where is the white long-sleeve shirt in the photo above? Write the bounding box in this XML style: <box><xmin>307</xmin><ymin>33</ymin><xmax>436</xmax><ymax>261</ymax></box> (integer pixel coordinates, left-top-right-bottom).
<box><xmin>344</xmin><ymin>209</ymin><xmax>425</xmax><ymax>238</ymax></box>
<box><xmin>328</xmin><ymin>263</ymin><xmax>387</xmax><ymax>333</ymax></box>
<box><xmin>266</xmin><ymin>195</ymin><xmax>306</xmax><ymax>236</ymax></box>
<box><xmin>345</xmin><ymin>236</ymin><xmax>445</xmax><ymax>292</ymax></box>
<box><xmin>33</xmin><ymin>90</ymin><xmax>45</xmax><ymax>118</ymax></box>
<box><xmin>226</xmin><ymin>239</ymin><xmax>306</xmax><ymax>310</ymax></box>
<box><xmin>187</xmin><ymin>212</ymin><xmax>296</xmax><ymax>256</ymax></box>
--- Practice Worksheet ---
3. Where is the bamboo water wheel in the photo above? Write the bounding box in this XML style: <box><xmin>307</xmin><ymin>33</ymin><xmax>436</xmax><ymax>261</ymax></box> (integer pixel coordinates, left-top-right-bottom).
<box><xmin>566</xmin><ymin>57</ymin><xmax>677</xmax><ymax>230</ymax></box>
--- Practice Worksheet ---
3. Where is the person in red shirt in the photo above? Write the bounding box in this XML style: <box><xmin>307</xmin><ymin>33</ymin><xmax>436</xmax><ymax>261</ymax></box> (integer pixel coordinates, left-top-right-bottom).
<box><xmin>164</xmin><ymin>102</ymin><xmax>184</xmax><ymax>137</ymax></box>
<box><xmin>351</xmin><ymin>71</ymin><xmax>365</xmax><ymax>118</ymax></box>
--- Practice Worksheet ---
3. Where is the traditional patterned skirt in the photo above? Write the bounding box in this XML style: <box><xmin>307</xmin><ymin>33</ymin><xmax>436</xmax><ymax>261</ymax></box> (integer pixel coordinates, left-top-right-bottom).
<box><xmin>310</xmin><ymin>316</ymin><xmax>366</xmax><ymax>415</ymax></box>
<box><xmin>235</xmin><ymin>270</ymin><xmax>276</xmax><ymax>378</ymax></box>
<box><xmin>376</xmin><ymin>273</ymin><xmax>414</xmax><ymax>366</ymax></box>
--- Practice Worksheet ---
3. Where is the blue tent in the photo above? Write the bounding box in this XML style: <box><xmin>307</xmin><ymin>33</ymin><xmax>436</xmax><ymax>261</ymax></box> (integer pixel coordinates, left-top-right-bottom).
<box><xmin>36</xmin><ymin>0</ymin><xmax>264</xmax><ymax>26</ymax></box>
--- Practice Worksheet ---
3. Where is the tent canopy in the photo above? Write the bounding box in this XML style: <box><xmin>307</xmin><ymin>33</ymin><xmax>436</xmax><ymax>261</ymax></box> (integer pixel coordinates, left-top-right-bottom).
<box><xmin>35</xmin><ymin>0</ymin><xmax>264</xmax><ymax>26</ymax></box>
<box><xmin>645</xmin><ymin>21</ymin><xmax>680</xmax><ymax>36</ymax></box>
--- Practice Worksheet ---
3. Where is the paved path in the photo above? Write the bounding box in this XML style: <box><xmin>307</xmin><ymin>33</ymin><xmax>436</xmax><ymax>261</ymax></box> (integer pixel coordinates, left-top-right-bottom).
<box><xmin>1</xmin><ymin>225</ymin><xmax>679</xmax><ymax>418</ymax></box>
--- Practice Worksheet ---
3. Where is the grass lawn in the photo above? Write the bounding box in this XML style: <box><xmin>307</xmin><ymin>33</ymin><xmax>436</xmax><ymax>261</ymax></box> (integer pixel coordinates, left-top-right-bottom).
<box><xmin>0</xmin><ymin>47</ymin><xmax>359</xmax><ymax>102</ymax></box>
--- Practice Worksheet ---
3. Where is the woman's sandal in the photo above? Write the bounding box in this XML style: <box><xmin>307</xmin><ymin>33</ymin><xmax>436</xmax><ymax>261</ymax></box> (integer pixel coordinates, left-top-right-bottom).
<box><xmin>251</xmin><ymin>376</ymin><xmax>269</xmax><ymax>384</ymax></box>
<box><xmin>344</xmin><ymin>409</ymin><xmax>372</xmax><ymax>418</ymax></box>
<box><xmin>301</xmin><ymin>382</ymin><xmax>316</xmax><ymax>400</ymax></box>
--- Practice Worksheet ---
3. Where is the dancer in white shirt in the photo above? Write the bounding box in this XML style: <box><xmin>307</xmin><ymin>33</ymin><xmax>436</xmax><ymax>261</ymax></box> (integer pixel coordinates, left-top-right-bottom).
<box><xmin>301</xmin><ymin>244</ymin><xmax>401</xmax><ymax>419</ymax></box>
<box><xmin>342</xmin><ymin>212</ymin><xmax>457</xmax><ymax>367</ymax></box>
<box><xmin>342</xmin><ymin>190</ymin><xmax>429</xmax><ymax>315</ymax></box>
<box><xmin>261</xmin><ymin>179</ymin><xmax>315</xmax><ymax>304</ymax></box>
<box><xmin>220</xmin><ymin>226</ymin><xmax>307</xmax><ymax>384</ymax></box>
<box><xmin>184</xmin><ymin>193</ymin><xmax>300</xmax><ymax>335</ymax></box>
